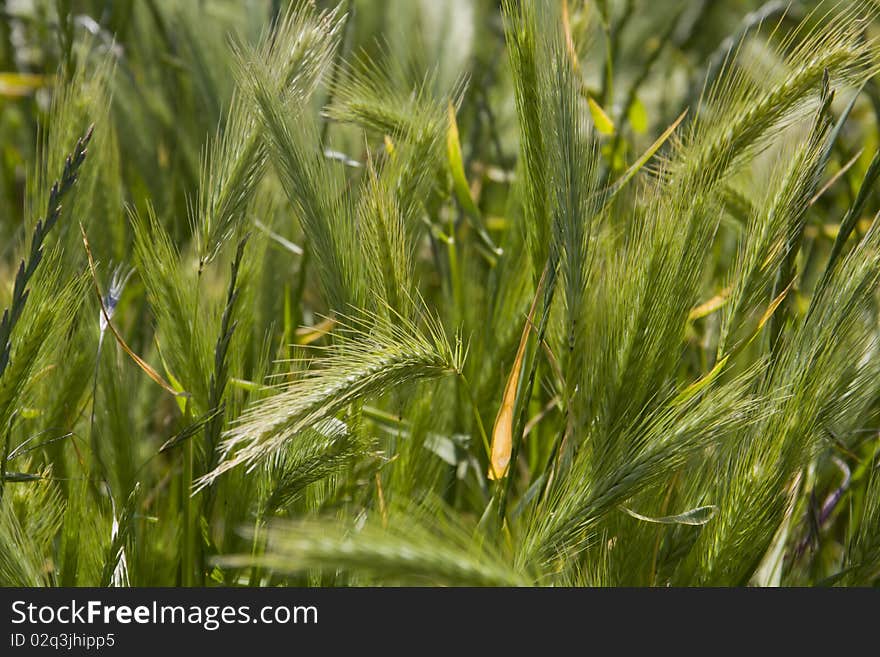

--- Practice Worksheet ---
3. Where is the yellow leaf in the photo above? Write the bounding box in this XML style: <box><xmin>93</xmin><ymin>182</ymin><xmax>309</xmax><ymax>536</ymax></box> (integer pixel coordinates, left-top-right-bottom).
<box><xmin>446</xmin><ymin>102</ymin><xmax>502</xmax><ymax>256</ymax></box>
<box><xmin>383</xmin><ymin>135</ymin><xmax>396</xmax><ymax>158</ymax></box>
<box><xmin>488</xmin><ymin>268</ymin><xmax>546</xmax><ymax>480</ymax></box>
<box><xmin>295</xmin><ymin>317</ymin><xmax>337</xmax><ymax>345</ymax></box>
<box><xmin>0</xmin><ymin>72</ymin><xmax>50</xmax><ymax>97</ymax></box>
<box><xmin>447</xmin><ymin>102</ymin><xmax>481</xmax><ymax>218</ymax></box>
<box><xmin>688</xmin><ymin>286</ymin><xmax>731</xmax><ymax>321</ymax></box>
<box><xmin>674</xmin><ymin>355</ymin><xmax>729</xmax><ymax>406</ymax></box>
<box><xmin>755</xmin><ymin>281</ymin><xmax>792</xmax><ymax>333</ymax></box>
<box><xmin>628</xmin><ymin>97</ymin><xmax>648</xmax><ymax>134</ymax></box>
<box><xmin>676</xmin><ymin>281</ymin><xmax>793</xmax><ymax>405</ymax></box>
<box><xmin>587</xmin><ymin>96</ymin><xmax>615</xmax><ymax>136</ymax></box>
<box><xmin>761</xmin><ymin>237</ymin><xmax>786</xmax><ymax>270</ymax></box>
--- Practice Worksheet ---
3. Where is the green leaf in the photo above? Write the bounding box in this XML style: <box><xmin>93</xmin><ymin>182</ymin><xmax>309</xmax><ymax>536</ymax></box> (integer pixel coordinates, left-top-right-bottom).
<box><xmin>621</xmin><ymin>505</ymin><xmax>719</xmax><ymax>526</ymax></box>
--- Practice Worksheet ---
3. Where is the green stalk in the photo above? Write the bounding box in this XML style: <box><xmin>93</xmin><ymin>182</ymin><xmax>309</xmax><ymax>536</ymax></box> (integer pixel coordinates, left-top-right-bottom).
<box><xmin>444</xmin><ymin>214</ymin><xmax>464</xmax><ymax>324</ymax></box>
<box><xmin>460</xmin><ymin>374</ymin><xmax>492</xmax><ymax>462</ymax></box>
<box><xmin>181</xmin><ymin>406</ymin><xmax>196</xmax><ymax>586</ymax></box>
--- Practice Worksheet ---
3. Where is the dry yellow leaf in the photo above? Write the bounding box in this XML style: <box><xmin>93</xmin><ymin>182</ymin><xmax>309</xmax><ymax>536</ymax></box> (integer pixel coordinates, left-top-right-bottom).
<box><xmin>488</xmin><ymin>268</ymin><xmax>546</xmax><ymax>480</ymax></box>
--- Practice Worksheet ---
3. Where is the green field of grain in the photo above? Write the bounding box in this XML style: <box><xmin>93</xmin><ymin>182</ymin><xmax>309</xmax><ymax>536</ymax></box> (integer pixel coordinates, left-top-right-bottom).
<box><xmin>0</xmin><ymin>0</ymin><xmax>878</xmax><ymax>587</ymax></box>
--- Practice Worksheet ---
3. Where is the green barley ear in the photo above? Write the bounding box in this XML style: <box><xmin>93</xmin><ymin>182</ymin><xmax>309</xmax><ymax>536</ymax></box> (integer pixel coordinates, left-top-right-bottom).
<box><xmin>260</xmin><ymin>418</ymin><xmax>366</xmax><ymax>515</ymax></box>
<box><xmin>0</xmin><ymin>126</ymin><xmax>92</xmax><ymax>381</ymax></box>
<box><xmin>718</xmin><ymin>79</ymin><xmax>836</xmax><ymax>357</ymax></box>
<box><xmin>324</xmin><ymin>48</ymin><xmax>459</xmax><ymax>150</ymax></box>
<box><xmin>27</xmin><ymin>40</ymin><xmax>115</xmax><ymax>273</ymax></box>
<box><xmin>518</xmin><ymin>374</ymin><xmax>762</xmax><ymax>571</ymax></box>
<box><xmin>675</xmin><ymin>2</ymin><xmax>880</xmax><ymax>190</ymax></box>
<box><xmin>238</xmin><ymin>42</ymin><xmax>365</xmax><ymax>313</ymax></box>
<box><xmin>196</xmin><ymin>308</ymin><xmax>463</xmax><ymax>489</ymax></box>
<box><xmin>0</xmin><ymin>272</ymin><xmax>86</xmax><ymax>478</ymax></box>
<box><xmin>220</xmin><ymin>501</ymin><xmax>530</xmax><ymax>586</ymax></box>
<box><xmin>0</xmin><ymin>465</ymin><xmax>64</xmax><ymax>586</ymax></box>
<box><xmin>542</xmin><ymin>11</ymin><xmax>603</xmax><ymax>433</ymax></box>
<box><xmin>356</xmin><ymin>151</ymin><xmax>417</xmax><ymax>319</ymax></box>
<box><xmin>195</xmin><ymin>1</ymin><xmax>345</xmax><ymax>265</ymax></box>
<box><xmin>689</xmin><ymin>221</ymin><xmax>880</xmax><ymax>585</ymax></box>
<box><xmin>841</xmin><ymin>460</ymin><xmax>880</xmax><ymax>585</ymax></box>
<box><xmin>502</xmin><ymin>0</ymin><xmax>553</xmax><ymax>284</ymax></box>
<box><xmin>131</xmin><ymin>205</ymin><xmax>213</xmax><ymax>408</ymax></box>
<box><xmin>203</xmin><ymin>235</ymin><xmax>250</xmax><ymax>475</ymax></box>
<box><xmin>324</xmin><ymin>48</ymin><xmax>466</xmax><ymax>244</ymax></box>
